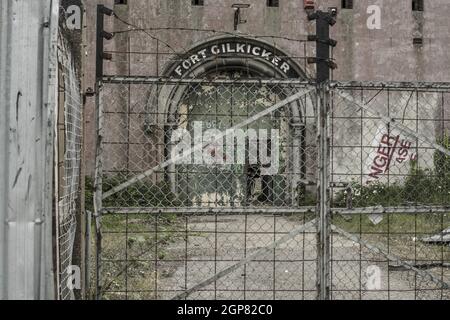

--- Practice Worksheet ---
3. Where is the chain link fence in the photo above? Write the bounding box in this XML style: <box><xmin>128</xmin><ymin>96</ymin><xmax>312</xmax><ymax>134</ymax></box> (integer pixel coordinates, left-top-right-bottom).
<box><xmin>95</xmin><ymin>78</ymin><xmax>319</xmax><ymax>300</ymax></box>
<box><xmin>90</xmin><ymin>8</ymin><xmax>449</xmax><ymax>299</ymax></box>
<box><xmin>56</xmin><ymin>33</ymin><xmax>83</xmax><ymax>300</ymax></box>
<box><xmin>329</xmin><ymin>82</ymin><xmax>450</xmax><ymax>300</ymax></box>
<box><xmin>94</xmin><ymin>77</ymin><xmax>450</xmax><ymax>300</ymax></box>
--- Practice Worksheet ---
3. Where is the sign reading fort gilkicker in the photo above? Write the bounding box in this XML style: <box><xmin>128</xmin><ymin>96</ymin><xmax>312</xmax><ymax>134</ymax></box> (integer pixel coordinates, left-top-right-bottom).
<box><xmin>170</xmin><ymin>38</ymin><xmax>300</xmax><ymax>78</ymax></box>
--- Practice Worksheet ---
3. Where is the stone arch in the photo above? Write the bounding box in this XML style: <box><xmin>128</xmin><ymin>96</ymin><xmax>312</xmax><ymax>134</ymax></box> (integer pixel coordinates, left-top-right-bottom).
<box><xmin>146</xmin><ymin>36</ymin><xmax>312</xmax><ymax>127</ymax></box>
<box><xmin>144</xmin><ymin>36</ymin><xmax>315</xmax><ymax>206</ymax></box>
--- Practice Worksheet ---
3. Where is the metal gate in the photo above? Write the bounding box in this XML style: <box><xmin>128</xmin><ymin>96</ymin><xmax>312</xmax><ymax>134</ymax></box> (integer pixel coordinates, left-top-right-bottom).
<box><xmin>91</xmin><ymin>9</ymin><xmax>450</xmax><ymax>300</ymax></box>
<box><xmin>94</xmin><ymin>76</ymin><xmax>450</xmax><ymax>300</ymax></box>
<box><xmin>328</xmin><ymin>82</ymin><xmax>450</xmax><ymax>300</ymax></box>
<box><xmin>95</xmin><ymin>77</ymin><xmax>320</xmax><ymax>300</ymax></box>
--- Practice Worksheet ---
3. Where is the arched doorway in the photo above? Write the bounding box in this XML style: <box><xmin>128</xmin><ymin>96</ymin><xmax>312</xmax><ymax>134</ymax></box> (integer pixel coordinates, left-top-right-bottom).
<box><xmin>146</xmin><ymin>37</ymin><xmax>315</xmax><ymax>208</ymax></box>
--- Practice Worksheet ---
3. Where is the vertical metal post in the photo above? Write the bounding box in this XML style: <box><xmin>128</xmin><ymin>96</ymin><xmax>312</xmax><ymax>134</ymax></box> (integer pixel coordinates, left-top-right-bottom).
<box><xmin>96</xmin><ymin>5</ymin><xmax>105</xmax><ymax>81</ymax></box>
<box><xmin>94</xmin><ymin>84</ymin><xmax>103</xmax><ymax>300</ymax></box>
<box><xmin>80</xmin><ymin>3</ymin><xmax>89</xmax><ymax>300</ymax></box>
<box><xmin>316</xmin><ymin>15</ymin><xmax>330</xmax><ymax>84</ymax></box>
<box><xmin>313</xmin><ymin>10</ymin><xmax>334</xmax><ymax>300</ymax></box>
<box><xmin>94</xmin><ymin>4</ymin><xmax>108</xmax><ymax>300</ymax></box>
<box><xmin>317</xmin><ymin>84</ymin><xmax>331</xmax><ymax>300</ymax></box>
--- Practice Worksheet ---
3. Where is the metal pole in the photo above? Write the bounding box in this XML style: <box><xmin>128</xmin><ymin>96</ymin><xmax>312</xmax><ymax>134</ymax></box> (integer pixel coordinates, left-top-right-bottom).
<box><xmin>94</xmin><ymin>84</ymin><xmax>103</xmax><ymax>300</ymax></box>
<box><xmin>80</xmin><ymin>3</ymin><xmax>89</xmax><ymax>300</ymax></box>
<box><xmin>316</xmin><ymin>84</ymin><xmax>331</xmax><ymax>300</ymax></box>
<box><xmin>96</xmin><ymin>5</ymin><xmax>105</xmax><ymax>82</ymax></box>
<box><xmin>316</xmin><ymin>14</ymin><xmax>330</xmax><ymax>84</ymax></box>
<box><xmin>313</xmin><ymin>10</ymin><xmax>334</xmax><ymax>300</ymax></box>
<box><xmin>94</xmin><ymin>4</ymin><xmax>107</xmax><ymax>300</ymax></box>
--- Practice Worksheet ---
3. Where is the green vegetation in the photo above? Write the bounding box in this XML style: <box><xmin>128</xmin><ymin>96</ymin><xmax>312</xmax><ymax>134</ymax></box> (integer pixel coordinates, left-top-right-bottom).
<box><xmin>85</xmin><ymin>174</ymin><xmax>182</xmax><ymax>211</ymax></box>
<box><xmin>333</xmin><ymin>211</ymin><xmax>449</xmax><ymax>234</ymax></box>
<box><xmin>435</xmin><ymin>135</ymin><xmax>450</xmax><ymax>192</ymax></box>
<box><xmin>331</xmin><ymin>137</ymin><xmax>450</xmax><ymax>237</ymax></box>
<box><xmin>333</xmin><ymin>166</ymin><xmax>447</xmax><ymax>208</ymax></box>
<box><xmin>84</xmin><ymin>175</ymin><xmax>183</xmax><ymax>300</ymax></box>
<box><xmin>103</xmin><ymin>175</ymin><xmax>181</xmax><ymax>208</ymax></box>
<box><xmin>334</xmin><ymin>136</ymin><xmax>450</xmax><ymax>208</ymax></box>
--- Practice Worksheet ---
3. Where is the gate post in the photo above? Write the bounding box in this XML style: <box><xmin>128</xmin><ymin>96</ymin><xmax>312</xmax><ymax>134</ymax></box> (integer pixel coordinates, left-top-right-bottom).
<box><xmin>93</xmin><ymin>84</ymin><xmax>104</xmax><ymax>300</ymax></box>
<box><xmin>308</xmin><ymin>9</ymin><xmax>337</xmax><ymax>300</ymax></box>
<box><xmin>316</xmin><ymin>84</ymin><xmax>331</xmax><ymax>300</ymax></box>
<box><xmin>93</xmin><ymin>4</ymin><xmax>113</xmax><ymax>300</ymax></box>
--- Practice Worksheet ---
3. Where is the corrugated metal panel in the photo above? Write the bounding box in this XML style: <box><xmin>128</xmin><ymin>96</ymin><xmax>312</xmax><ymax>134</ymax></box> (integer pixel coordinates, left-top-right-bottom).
<box><xmin>0</xmin><ymin>0</ymin><xmax>59</xmax><ymax>300</ymax></box>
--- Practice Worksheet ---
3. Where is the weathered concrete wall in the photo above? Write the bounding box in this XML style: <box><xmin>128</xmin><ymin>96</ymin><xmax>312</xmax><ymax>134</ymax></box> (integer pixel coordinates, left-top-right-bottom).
<box><xmin>82</xmin><ymin>0</ymin><xmax>450</xmax><ymax>175</ymax></box>
<box><xmin>331</xmin><ymin>0</ymin><xmax>450</xmax><ymax>82</ymax></box>
<box><xmin>84</xmin><ymin>0</ymin><xmax>450</xmax><ymax>82</ymax></box>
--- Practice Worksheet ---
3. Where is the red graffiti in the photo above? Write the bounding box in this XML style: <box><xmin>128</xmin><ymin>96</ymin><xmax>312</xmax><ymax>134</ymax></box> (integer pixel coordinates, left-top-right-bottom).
<box><xmin>369</xmin><ymin>134</ymin><xmax>417</xmax><ymax>180</ymax></box>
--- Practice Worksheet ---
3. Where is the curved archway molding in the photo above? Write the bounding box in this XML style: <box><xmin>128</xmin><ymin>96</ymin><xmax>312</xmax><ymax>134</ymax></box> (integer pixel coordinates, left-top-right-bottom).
<box><xmin>143</xmin><ymin>36</ymin><xmax>315</xmax><ymax>203</ymax></box>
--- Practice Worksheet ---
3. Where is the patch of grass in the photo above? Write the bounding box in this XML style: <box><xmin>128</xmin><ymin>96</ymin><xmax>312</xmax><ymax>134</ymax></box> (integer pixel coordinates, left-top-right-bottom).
<box><xmin>85</xmin><ymin>175</ymin><xmax>183</xmax><ymax>213</ymax></box>
<box><xmin>333</xmin><ymin>213</ymin><xmax>450</xmax><ymax>234</ymax></box>
<box><xmin>99</xmin><ymin>213</ymin><xmax>184</xmax><ymax>300</ymax></box>
<box><xmin>102</xmin><ymin>175</ymin><xmax>181</xmax><ymax>208</ymax></box>
<box><xmin>101</xmin><ymin>213</ymin><xmax>177</xmax><ymax>233</ymax></box>
<box><xmin>334</xmin><ymin>164</ymin><xmax>450</xmax><ymax>208</ymax></box>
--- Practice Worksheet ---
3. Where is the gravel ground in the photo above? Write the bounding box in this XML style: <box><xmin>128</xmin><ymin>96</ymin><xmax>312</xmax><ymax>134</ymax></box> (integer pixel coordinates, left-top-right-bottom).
<box><xmin>155</xmin><ymin>214</ymin><xmax>449</xmax><ymax>300</ymax></box>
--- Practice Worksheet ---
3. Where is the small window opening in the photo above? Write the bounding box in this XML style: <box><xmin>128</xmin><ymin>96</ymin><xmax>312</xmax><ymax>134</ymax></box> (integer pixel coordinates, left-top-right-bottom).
<box><xmin>192</xmin><ymin>0</ymin><xmax>204</xmax><ymax>6</ymax></box>
<box><xmin>413</xmin><ymin>38</ymin><xmax>423</xmax><ymax>46</ymax></box>
<box><xmin>412</xmin><ymin>0</ymin><xmax>424</xmax><ymax>11</ymax></box>
<box><xmin>341</xmin><ymin>0</ymin><xmax>353</xmax><ymax>9</ymax></box>
<box><xmin>267</xmin><ymin>0</ymin><xmax>279</xmax><ymax>7</ymax></box>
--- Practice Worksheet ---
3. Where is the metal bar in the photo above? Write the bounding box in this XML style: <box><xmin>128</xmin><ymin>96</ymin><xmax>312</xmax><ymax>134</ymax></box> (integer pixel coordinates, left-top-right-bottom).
<box><xmin>330</xmin><ymin>81</ymin><xmax>450</xmax><ymax>90</ymax></box>
<box><xmin>101</xmin><ymin>207</ymin><xmax>317</xmax><ymax>215</ymax></box>
<box><xmin>85</xmin><ymin>211</ymin><xmax>92</xmax><ymax>299</ymax></box>
<box><xmin>99</xmin><ymin>206</ymin><xmax>450</xmax><ymax>216</ymax></box>
<box><xmin>317</xmin><ymin>84</ymin><xmax>331</xmax><ymax>300</ymax></box>
<box><xmin>102</xmin><ymin>77</ymin><xmax>450</xmax><ymax>90</ymax></box>
<box><xmin>102</xmin><ymin>75</ymin><xmax>314</xmax><ymax>85</ymax></box>
<box><xmin>389</xmin><ymin>262</ymin><xmax>450</xmax><ymax>271</ymax></box>
<box><xmin>102</xmin><ymin>87</ymin><xmax>315</xmax><ymax>200</ymax></box>
<box><xmin>333</xmin><ymin>206</ymin><xmax>450</xmax><ymax>215</ymax></box>
<box><xmin>43</xmin><ymin>0</ymin><xmax>59</xmax><ymax>300</ymax></box>
<box><xmin>93</xmin><ymin>84</ymin><xmax>104</xmax><ymax>300</ymax></box>
<box><xmin>172</xmin><ymin>219</ymin><xmax>317</xmax><ymax>300</ymax></box>
<box><xmin>80</xmin><ymin>5</ymin><xmax>89</xmax><ymax>300</ymax></box>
